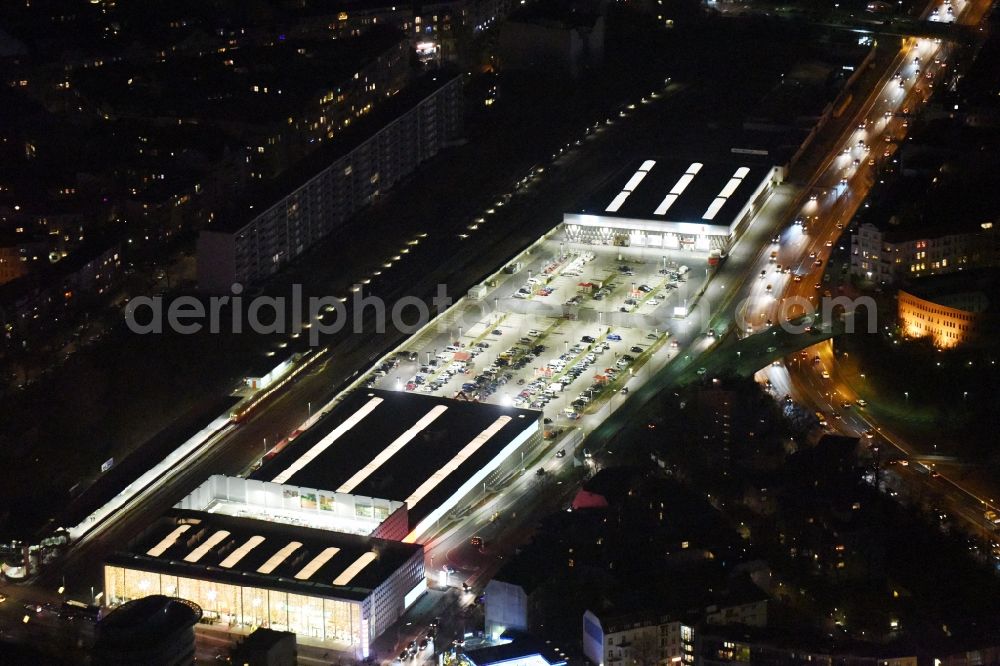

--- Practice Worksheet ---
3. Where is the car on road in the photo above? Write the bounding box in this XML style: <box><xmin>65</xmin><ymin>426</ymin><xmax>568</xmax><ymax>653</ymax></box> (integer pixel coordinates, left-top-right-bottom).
<box><xmin>606</xmin><ymin>334</ymin><xmax>622</xmax><ymax>341</ymax></box>
<box><xmin>821</xmin><ymin>370</ymin><xmax>831</xmax><ymax>379</ymax></box>
<box><xmin>696</xmin><ymin>367</ymin><xmax>707</xmax><ymax>375</ymax></box>
<box><xmin>419</xmin><ymin>638</ymin><xmax>429</xmax><ymax>651</ymax></box>
<box><xmin>630</xmin><ymin>346</ymin><xmax>643</xmax><ymax>353</ymax></box>
<box><xmin>470</xmin><ymin>536</ymin><xmax>485</xmax><ymax>549</ymax></box>
<box><xmin>556</xmin><ymin>449</ymin><xmax>566</xmax><ymax>458</ymax></box>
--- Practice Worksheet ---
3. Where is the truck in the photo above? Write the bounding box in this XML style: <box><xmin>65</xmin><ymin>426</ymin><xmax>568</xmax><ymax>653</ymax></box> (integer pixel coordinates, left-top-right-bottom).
<box><xmin>708</xmin><ymin>249</ymin><xmax>728</xmax><ymax>266</ymax></box>
<box><xmin>548</xmin><ymin>382</ymin><xmax>564</xmax><ymax>394</ymax></box>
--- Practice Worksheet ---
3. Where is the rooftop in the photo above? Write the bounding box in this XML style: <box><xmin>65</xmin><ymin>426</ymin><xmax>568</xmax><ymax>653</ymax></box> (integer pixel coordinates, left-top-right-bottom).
<box><xmin>210</xmin><ymin>68</ymin><xmax>461</xmax><ymax>234</ymax></box>
<box><xmin>107</xmin><ymin>509</ymin><xmax>423</xmax><ymax>602</ymax></box>
<box><xmin>96</xmin><ymin>595</ymin><xmax>201</xmax><ymax>646</ymax></box>
<box><xmin>901</xmin><ymin>269</ymin><xmax>1000</xmax><ymax>310</ymax></box>
<box><xmin>576</xmin><ymin>158</ymin><xmax>770</xmax><ymax>226</ymax></box>
<box><xmin>252</xmin><ymin>390</ymin><xmax>539</xmax><ymax>530</ymax></box>
<box><xmin>465</xmin><ymin>633</ymin><xmax>571</xmax><ymax>666</ymax></box>
<box><xmin>235</xmin><ymin>627</ymin><xmax>296</xmax><ymax>653</ymax></box>
<box><xmin>71</xmin><ymin>25</ymin><xmax>406</xmax><ymax>124</ymax></box>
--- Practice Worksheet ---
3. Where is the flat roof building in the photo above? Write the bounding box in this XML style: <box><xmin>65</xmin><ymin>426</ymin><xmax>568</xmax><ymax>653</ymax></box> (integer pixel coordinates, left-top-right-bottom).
<box><xmin>175</xmin><ymin>474</ymin><xmax>410</xmax><ymax>542</ymax></box>
<box><xmin>252</xmin><ymin>389</ymin><xmax>542</xmax><ymax>542</ymax></box>
<box><xmin>562</xmin><ymin>158</ymin><xmax>781</xmax><ymax>252</ymax></box>
<box><xmin>104</xmin><ymin>510</ymin><xmax>425</xmax><ymax>658</ymax></box>
<box><xmin>197</xmin><ymin>70</ymin><xmax>464</xmax><ymax>293</ymax></box>
<box><xmin>93</xmin><ymin>595</ymin><xmax>201</xmax><ymax>666</ymax></box>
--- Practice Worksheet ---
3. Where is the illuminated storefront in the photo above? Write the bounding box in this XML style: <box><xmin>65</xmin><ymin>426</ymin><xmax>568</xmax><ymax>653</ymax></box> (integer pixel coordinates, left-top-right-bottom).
<box><xmin>104</xmin><ymin>511</ymin><xmax>425</xmax><ymax>656</ymax></box>
<box><xmin>104</xmin><ymin>565</ymin><xmax>363</xmax><ymax>643</ymax></box>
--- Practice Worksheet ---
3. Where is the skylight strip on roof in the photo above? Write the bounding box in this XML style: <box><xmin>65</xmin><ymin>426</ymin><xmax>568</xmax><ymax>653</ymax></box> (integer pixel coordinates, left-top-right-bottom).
<box><xmin>719</xmin><ymin>177</ymin><xmax>743</xmax><ymax>199</ymax></box>
<box><xmin>702</xmin><ymin>197</ymin><xmax>728</xmax><ymax>221</ymax></box>
<box><xmin>294</xmin><ymin>546</ymin><xmax>341</xmax><ymax>580</ymax></box>
<box><xmin>219</xmin><ymin>535</ymin><xmax>266</xmax><ymax>569</ymax></box>
<box><xmin>336</xmin><ymin>405</ymin><xmax>449</xmax><ymax>494</ymax></box>
<box><xmin>404</xmin><ymin>416</ymin><xmax>512</xmax><ymax>509</ymax></box>
<box><xmin>257</xmin><ymin>541</ymin><xmax>303</xmax><ymax>574</ymax></box>
<box><xmin>332</xmin><ymin>551</ymin><xmax>378</xmax><ymax>587</ymax></box>
<box><xmin>653</xmin><ymin>193</ymin><xmax>679</xmax><ymax>216</ymax></box>
<box><xmin>147</xmin><ymin>525</ymin><xmax>192</xmax><ymax>557</ymax></box>
<box><xmin>669</xmin><ymin>173</ymin><xmax>695</xmax><ymax>196</ymax></box>
<box><xmin>184</xmin><ymin>529</ymin><xmax>231</xmax><ymax>563</ymax></box>
<box><xmin>622</xmin><ymin>171</ymin><xmax>649</xmax><ymax>193</ymax></box>
<box><xmin>605</xmin><ymin>191</ymin><xmax>631</xmax><ymax>213</ymax></box>
<box><xmin>686</xmin><ymin>162</ymin><xmax>704</xmax><ymax>175</ymax></box>
<box><xmin>734</xmin><ymin>166</ymin><xmax>751</xmax><ymax>179</ymax></box>
<box><xmin>272</xmin><ymin>397</ymin><xmax>383</xmax><ymax>484</ymax></box>
<box><xmin>639</xmin><ymin>159</ymin><xmax>657</xmax><ymax>172</ymax></box>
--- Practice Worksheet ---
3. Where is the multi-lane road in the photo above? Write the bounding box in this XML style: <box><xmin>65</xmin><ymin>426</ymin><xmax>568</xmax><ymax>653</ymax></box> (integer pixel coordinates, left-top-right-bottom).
<box><xmin>743</xmin><ymin>0</ymin><xmax>999</xmax><ymax>551</ymax></box>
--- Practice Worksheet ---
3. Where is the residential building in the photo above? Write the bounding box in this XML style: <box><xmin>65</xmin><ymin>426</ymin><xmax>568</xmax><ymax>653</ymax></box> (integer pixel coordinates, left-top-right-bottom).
<box><xmin>850</xmin><ymin>221</ymin><xmax>1000</xmax><ymax>285</ymax></box>
<box><xmin>104</xmin><ymin>510</ymin><xmax>425</xmax><ymax>659</ymax></box>
<box><xmin>197</xmin><ymin>70</ymin><xmax>464</xmax><ymax>293</ymax></box>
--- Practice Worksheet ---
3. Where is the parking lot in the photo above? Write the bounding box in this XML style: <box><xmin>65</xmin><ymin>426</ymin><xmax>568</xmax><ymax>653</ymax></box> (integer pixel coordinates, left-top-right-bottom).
<box><xmin>363</xmin><ymin>235</ymin><xmax>713</xmax><ymax>438</ymax></box>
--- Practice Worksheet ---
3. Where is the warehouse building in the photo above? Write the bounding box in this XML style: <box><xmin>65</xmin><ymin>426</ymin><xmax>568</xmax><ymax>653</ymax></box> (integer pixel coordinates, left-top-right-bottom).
<box><xmin>562</xmin><ymin>159</ymin><xmax>781</xmax><ymax>252</ymax></box>
<box><xmin>176</xmin><ymin>474</ymin><xmax>410</xmax><ymax>542</ymax></box>
<box><xmin>253</xmin><ymin>389</ymin><xmax>542</xmax><ymax>543</ymax></box>
<box><xmin>104</xmin><ymin>510</ymin><xmax>425</xmax><ymax>659</ymax></box>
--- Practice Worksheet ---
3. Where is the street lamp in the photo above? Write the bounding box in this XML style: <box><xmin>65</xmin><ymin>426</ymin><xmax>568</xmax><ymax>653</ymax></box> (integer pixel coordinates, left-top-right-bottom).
<box><xmin>904</xmin><ymin>391</ymin><xmax>909</xmax><ymax>403</ymax></box>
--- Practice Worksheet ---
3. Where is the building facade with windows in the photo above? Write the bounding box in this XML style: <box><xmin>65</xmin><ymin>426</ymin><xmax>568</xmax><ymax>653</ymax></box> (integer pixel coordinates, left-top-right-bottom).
<box><xmin>850</xmin><ymin>221</ymin><xmax>1000</xmax><ymax>285</ymax></box>
<box><xmin>583</xmin><ymin>610</ymin><xmax>697</xmax><ymax>666</ymax></box>
<box><xmin>197</xmin><ymin>72</ymin><xmax>464</xmax><ymax>293</ymax></box>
